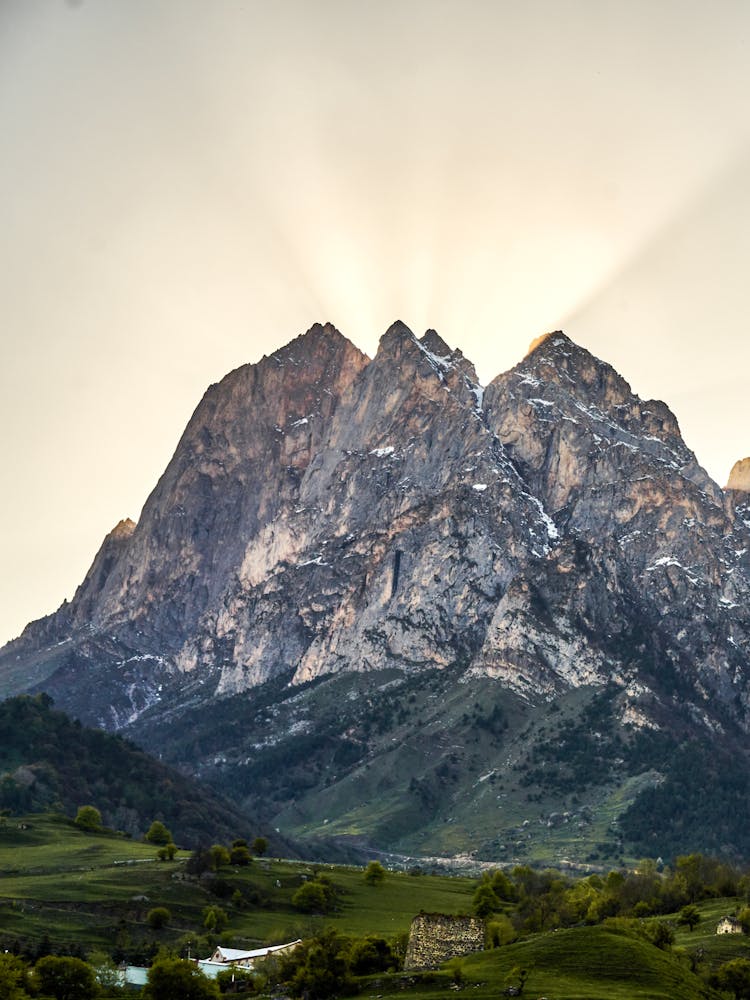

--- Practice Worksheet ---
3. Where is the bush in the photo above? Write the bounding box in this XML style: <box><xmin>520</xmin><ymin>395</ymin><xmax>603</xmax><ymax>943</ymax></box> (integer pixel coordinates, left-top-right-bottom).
<box><xmin>363</xmin><ymin>861</ymin><xmax>386</xmax><ymax>885</ymax></box>
<box><xmin>147</xmin><ymin>907</ymin><xmax>171</xmax><ymax>930</ymax></box>
<box><xmin>210</xmin><ymin>845</ymin><xmax>231</xmax><ymax>869</ymax></box>
<box><xmin>203</xmin><ymin>906</ymin><xmax>228</xmax><ymax>933</ymax></box>
<box><xmin>229</xmin><ymin>845</ymin><xmax>252</xmax><ymax>866</ymax></box>
<box><xmin>291</xmin><ymin>874</ymin><xmax>340</xmax><ymax>914</ymax></box>
<box><xmin>292</xmin><ymin>881</ymin><xmax>330</xmax><ymax>914</ymax></box>
<box><xmin>74</xmin><ymin>806</ymin><xmax>102</xmax><ymax>832</ymax></box>
<box><xmin>34</xmin><ymin>955</ymin><xmax>98</xmax><ymax>1000</ymax></box>
<box><xmin>473</xmin><ymin>883</ymin><xmax>498</xmax><ymax>918</ymax></box>
<box><xmin>145</xmin><ymin>821</ymin><xmax>173</xmax><ymax>846</ymax></box>
<box><xmin>486</xmin><ymin>915</ymin><xmax>517</xmax><ymax>947</ymax></box>
<box><xmin>0</xmin><ymin>952</ymin><xmax>31</xmax><ymax>1000</ymax></box>
<box><xmin>348</xmin><ymin>936</ymin><xmax>398</xmax><ymax>974</ymax></box>
<box><xmin>143</xmin><ymin>956</ymin><xmax>219</xmax><ymax>1000</ymax></box>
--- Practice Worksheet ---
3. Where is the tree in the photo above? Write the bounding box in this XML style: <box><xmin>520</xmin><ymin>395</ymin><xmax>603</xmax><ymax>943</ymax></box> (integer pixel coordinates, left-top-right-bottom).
<box><xmin>292</xmin><ymin>881</ymin><xmax>330</xmax><ymax>914</ymax></box>
<box><xmin>252</xmin><ymin>837</ymin><xmax>268</xmax><ymax>856</ymax></box>
<box><xmin>491</xmin><ymin>869</ymin><xmax>517</xmax><ymax>902</ymax></box>
<box><xmin>147</xmin><ymin>907</ymin><xmax>171</xmax><ymax>930</ymax></box>
<box><xmin>229</xmin><ymin>845</ymin><xmax>251</xmax><ymax>866</ymax></box>
<box><xmin>716</xmin><ymin>958</ymin><xmax>750</xmax><ymax>1000</ymax></box>
<box><xmin>677</xmin><ymin>904</ymin><xmax>701</xmax><ymax>931</ymax></box>
<box><xmin>286</xmin><ymin>930</ymin><xmax>354</xmax><ymax>999</ymax></box>
<box><xmin>486</xmin><ymin>915</ymin><xmax>517</xmax><ymax>948</ymax></box>
<box><xmin>291</xmin><ymin>874</ymin><xmax>339</xmax><ymax>914</ymax></box>
<box><xmin>157</xmin><ymin>842</ymin><xmax>177</xmax><ymax>861</ymax></box>
<box><xmin>472</xmin><ymin>883</ymin><xmax>498</xmax><ymax>918</ymax></box>
<box><xmin>348</xmin><ymin>936</ymin><xmax>398</xmax><ymax>975</ymax></box>
<box><xmin>363</xmin><ymin>861</ymin><xmax>386</xmax><ymax>885</ymax></box>
<box><xmin>87</xmin><ymin>952</ymin><xmax>120</xmax><ymax>992</ymax></box>
<box><xmin>209</xmin><ymin>845</ymin><xmax>230</xmax><ymax>869</ymax></box>
<box><xmin>74</xmin><ymin>806</ymin><xmax>102</xmax><ymax>832</ymax></box>
<box><xmin>202</xmin><ymin>906</ymin><xmax>228</xmax><ymax>933</ymax></box>
<box><xmin>34</xmin><ymin>956</ymin><xmax>98</xmax><ymax>1000</ymax></box>
<box><xmin>0</xmin><ymin>953</ymin><xmax>30</xmax><ymax>1000</ymax></box>
<box><xmin>216</xmin><ymin>968</ymin><xmax>255</xmax><ymax>993</ymax></box>
<box><xmin>649</xmin><ymin>921</ymin><xmax>674</xmax><ymax>950</ymax></box>
<box><xmin>145</xmin><ymin>821</ymin><xmax>173</xmax><ymax>846</ymax></box>
<box><xmin>143</xmin><ymin>957</ymin><xmax>219</xmax><ymax>1000</ymax></box>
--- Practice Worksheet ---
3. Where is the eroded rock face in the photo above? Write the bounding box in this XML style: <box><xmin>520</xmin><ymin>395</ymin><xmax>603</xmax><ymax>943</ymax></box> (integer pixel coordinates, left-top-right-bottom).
<box><xmin>728</xmin><ymin>457</ymin><xmax>750</xmax><ymax>492</ymax></box>
<box><xmin>2</xmin><ymin>321</ymin><xmax>750</xmax><ymax>750</ymax></box>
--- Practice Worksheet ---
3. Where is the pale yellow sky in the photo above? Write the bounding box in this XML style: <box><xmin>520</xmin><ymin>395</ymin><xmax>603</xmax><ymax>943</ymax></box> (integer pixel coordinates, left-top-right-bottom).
<box><xmin>2</xmin><ymin>0</ymin><xmax>750</xmax><ymax>645</ymax></box>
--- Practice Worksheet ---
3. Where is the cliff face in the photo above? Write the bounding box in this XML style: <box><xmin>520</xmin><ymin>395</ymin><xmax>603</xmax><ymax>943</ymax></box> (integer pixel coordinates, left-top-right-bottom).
<box><xmin>3</xmin><ymin>321</ymin><xmax>750</xmax><ymax>861</ymax></box>
<box><xmin>482</xmin><ymin>333</ymin><xmax>750</xmax><ymax>712</ymax></box>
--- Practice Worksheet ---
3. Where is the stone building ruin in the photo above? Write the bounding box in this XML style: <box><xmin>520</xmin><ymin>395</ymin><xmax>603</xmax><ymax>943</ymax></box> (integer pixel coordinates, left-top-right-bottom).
<box><xmin>403</xmin><ymin>912</ymin><xmax>485</xmax><ymax>971</ymax></box>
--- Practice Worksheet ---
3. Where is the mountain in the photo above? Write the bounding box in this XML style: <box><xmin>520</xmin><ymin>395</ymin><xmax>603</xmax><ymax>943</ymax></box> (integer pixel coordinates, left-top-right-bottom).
<box><xmin>2</xmin><ymin>321</ymin><xmax>750</xmax><ymax>864</ymax></box>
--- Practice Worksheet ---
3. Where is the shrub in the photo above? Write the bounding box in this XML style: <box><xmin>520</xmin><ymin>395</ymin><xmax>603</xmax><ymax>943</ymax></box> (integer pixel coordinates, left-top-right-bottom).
<box><xmin>363</xmin><ymin>861</ymin><xmax>386</xmax><ymax>885</ymax></box>
<box><xmin>147</xmin><ymin>907</ymin><xmax>171</xmax><ymax>930</ymax></box>
<box><xmin>34</xmin><ymin>955</ymin><xmax>98</xmax><ymax>1000</ymax></box>
<box><xmin>145</xmin><ymin>821</ymin><xmax>173</xmax><ymax>846</ymax></box>
<box><xmin>74</xmin><ymin>806</ymin><xmax>102</xmax><ymax>832</ymax></box>
<box><xmin>143</xmin><ymin>956</ymin><xmax>219</xmax><ymax>1000</ymax></box>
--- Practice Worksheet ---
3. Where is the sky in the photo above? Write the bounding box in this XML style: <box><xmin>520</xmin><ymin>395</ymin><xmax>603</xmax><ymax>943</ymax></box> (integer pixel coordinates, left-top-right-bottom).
<box><xmin>2</xmin><ymin>0</ymin><xmax>750</xmax><ymax>646</ymax></box>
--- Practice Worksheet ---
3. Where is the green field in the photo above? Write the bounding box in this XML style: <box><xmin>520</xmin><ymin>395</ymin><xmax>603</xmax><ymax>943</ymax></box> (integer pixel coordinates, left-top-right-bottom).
<box><xmin>3</xmin><ymin>814</ymin><xmax>750</xmax><ymax>999</ymax></box>
<box><xmin>0</xmin><ymin>814</ymin><xmax>474</xmax><ymax>951</ymax></box>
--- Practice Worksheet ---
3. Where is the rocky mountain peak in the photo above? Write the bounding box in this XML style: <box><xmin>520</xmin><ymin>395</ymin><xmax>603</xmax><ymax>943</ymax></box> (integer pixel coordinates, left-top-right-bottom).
<box><xmin>110</xmin><ymin>518</ymin><xmax>136</xmax><ymax>539</ymax></box>
<box><xmin>273</xmin><ymin>320</ymin><xmax>356</xmax><ymax>359</ymax></box>
<box><xmin>4</xmin><ymin>319</ymin><xmax>750</xmax><ymax>869</ymax></box>
<box><xmin>526</xmin><ymin>330</ymin><xmax>569</xmax><ymax>355</ymax></box>
<box><xmin>419</xmin><ymin>329</ymin><xmax>452</xmax><ymax>356</ymax></box>
<box><xmin>514</xmin><ymin>330</ymin><xmax>633</xmax><ymax>410</ymax></box>
<box><xmin>727</xmin><ymin>457</ymin><xmax>750</xmax><ymax>492</ymax></box>
<box><xmin>4</xmin><ymin>318</ymin><xmax>750</xmax><ymax>865</ymax></box>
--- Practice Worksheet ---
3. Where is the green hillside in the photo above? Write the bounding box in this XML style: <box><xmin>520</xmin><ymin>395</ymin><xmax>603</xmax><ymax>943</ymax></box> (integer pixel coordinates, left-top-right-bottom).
<box><xmin>0</xmin><ymin>813</ymin><xmax>473</xmax><ymax>956</ymax></box>
<box><xmin>0</xmin><ymin>694</ymin><xmax>264</xmax><ymax>847</ymax></box>
<box><xmin>458</xmin><ymin>924</ymin><xmax>714</xmax><ymax>1000</ymax></box>
<box><xmin>131</xmin><ymin>669</ymin><xmax>750</xmax><ymax>868</ymax></box>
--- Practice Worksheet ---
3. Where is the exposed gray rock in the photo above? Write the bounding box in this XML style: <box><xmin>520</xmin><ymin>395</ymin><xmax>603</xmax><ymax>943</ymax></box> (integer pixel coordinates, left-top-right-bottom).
<box><xmin>3</xmin><ymin>320</ymin><xmax>750</xmax><ymax>860</ymax></box>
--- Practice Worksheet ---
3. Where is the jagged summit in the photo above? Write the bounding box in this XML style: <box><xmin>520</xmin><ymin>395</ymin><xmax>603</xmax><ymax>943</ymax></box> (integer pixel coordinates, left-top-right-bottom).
<box><xmin>420</xmin><ymin>329</ymin><xmax>453</xmax><ymax>356</ymax></box>
<box><xmin>110</xmin><ymin>518</ymin><xmax>136</xmax><ymax>538</ymax></box>
<box><xmin>268</xmin><ymin>320</ymin><xmax>367</xmax><ymax>368</ymax></box>
<box><xmin>525</xmin><ymin>330</ymin><xmax>569</xmax><ymax>355</ymax></box>
<box><xmin>727</xmin><ymin>457</ymin><xmax>750</xmax><ymax>492</ymax></box>
<box><xmin>3</xmin><ymin>318</ymin><xmax>750</xmax><ymax>864</ymax></box>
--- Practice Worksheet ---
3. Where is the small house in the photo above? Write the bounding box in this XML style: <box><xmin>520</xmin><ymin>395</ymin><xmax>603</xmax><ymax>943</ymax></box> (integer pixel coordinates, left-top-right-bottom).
<box><xmin>716</xmin><ymin>917</ymin><xmax>742</xmax><ymax>935</ymax></box>
<box><xmin>198</xmin><ymin>940</ymin><xmax>302</xmax><ymax>978</ymax></box>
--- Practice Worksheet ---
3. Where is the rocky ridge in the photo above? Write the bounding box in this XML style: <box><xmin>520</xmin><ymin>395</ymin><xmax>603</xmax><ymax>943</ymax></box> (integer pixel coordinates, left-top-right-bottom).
<box><xmin>3</xmin><ymin>321</ymin><xmax>750</xmax><ymax>862</ymax></box>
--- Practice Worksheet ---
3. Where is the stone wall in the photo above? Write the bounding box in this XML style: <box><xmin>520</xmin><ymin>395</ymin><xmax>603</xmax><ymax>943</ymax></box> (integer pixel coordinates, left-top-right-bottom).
<box><xmin>403</xmin><ymin>912</ymin><xmax>485</xmax><ymax>971</ymax></box>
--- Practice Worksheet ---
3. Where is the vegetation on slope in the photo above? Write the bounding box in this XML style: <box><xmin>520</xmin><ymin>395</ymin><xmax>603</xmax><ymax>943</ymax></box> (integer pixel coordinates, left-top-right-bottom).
<box><xmin>129</xmin><ymin>669</ymin><xmax>750</xmax><ymax>867</ymax></box>
<box><xmin>0</xmin><ymin>695</ymin><xmax>262</xmax><ymax>847</ymax></box>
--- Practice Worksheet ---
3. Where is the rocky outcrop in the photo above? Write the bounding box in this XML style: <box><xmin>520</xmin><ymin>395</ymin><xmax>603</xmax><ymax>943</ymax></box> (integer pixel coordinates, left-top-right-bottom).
<box><xmin>727</xmin><ymin>457</ymin><xmax>750</xmax><ymax>492</ymax></box>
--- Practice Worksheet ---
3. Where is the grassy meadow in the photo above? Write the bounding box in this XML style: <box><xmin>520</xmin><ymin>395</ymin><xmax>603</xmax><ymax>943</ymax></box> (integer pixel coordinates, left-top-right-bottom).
<box><xmin>3</xmin><ymin>814</ymin><xmax>750</xmax><ymax>999</ymax></box>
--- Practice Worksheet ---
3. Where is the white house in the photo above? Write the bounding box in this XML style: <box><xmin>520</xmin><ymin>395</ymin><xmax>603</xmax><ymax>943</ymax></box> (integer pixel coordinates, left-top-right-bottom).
<box><xmin>716</xmin><ymin>917</ymin><xmax>742</xmax><ymax>935</ymax></box>
<box><xmin>198</xmin><ymin>940</ymin><xmax>302</xmax><ymax>978</ymax></box>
